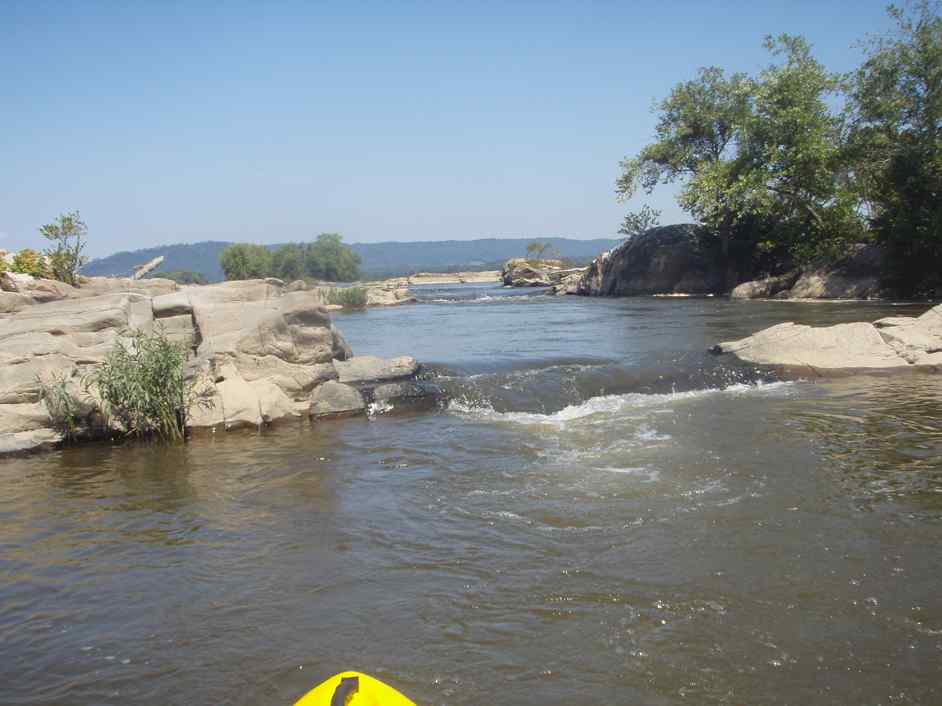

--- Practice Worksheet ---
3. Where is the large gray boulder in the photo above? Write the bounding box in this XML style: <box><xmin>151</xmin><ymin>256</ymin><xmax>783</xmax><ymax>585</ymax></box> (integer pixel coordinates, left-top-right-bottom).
<box><xmin>577</xmin><ymin>225</ymin><xmax>724</xmax><ymax>296</ymax></box>
<box><xmin>713</xmin><ymin>303</ymin><xmax>942</xmax><ymax>370</ymax></box>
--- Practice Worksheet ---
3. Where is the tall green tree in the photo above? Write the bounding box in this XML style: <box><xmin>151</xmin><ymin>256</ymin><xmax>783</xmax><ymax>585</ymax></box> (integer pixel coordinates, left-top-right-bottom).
<box><xmin>736</xmin><ymin>35</ymin><xmax>864</xmax><ymax>262</ymax></box>
<box><xmin>618</xmin><ymin>37</ymin><xmax>861</xmax><ymax>279</ymax></box>
<box><xmin>219</xmin><ymin>244</ymin><xmax>273</xmax><ymax>280</ymax></box>
<box><xmin>39</xmin><ymin>211</ymin><xmax>88</xmax><ymax>285</ymax></box>
<box><xmin>615</xmin><ymin>65</ymin><xmax>752</xmax><ymax>272</ymax></box>
<box><xmin>271</xmin><ymin>243</ymin><xmax>306</xmax><ymax>282</ymax></box>
<box><xmin>304</xmin><ymin>233</ymin><xmax>361</xmax><ymax>281</ymax></box>
<box><xmin>847</xmin><ymin>1</ymin><xmax>942</xmax><ymax>296</ymax></box>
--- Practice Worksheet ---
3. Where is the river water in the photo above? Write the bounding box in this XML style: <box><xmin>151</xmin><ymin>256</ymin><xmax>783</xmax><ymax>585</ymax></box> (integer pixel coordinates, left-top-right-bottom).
<box><xmin>2</xmin><ymin>285</ymin><xmax>941</xmax><ymax>705</ymax></box>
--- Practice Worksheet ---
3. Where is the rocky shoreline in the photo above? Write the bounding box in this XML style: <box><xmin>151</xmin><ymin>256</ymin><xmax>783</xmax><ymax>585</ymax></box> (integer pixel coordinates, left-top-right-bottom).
<box><xmin>0</xmin><ymin>275</ymin><xmax>438</xmax><ymax>457</ymax></box>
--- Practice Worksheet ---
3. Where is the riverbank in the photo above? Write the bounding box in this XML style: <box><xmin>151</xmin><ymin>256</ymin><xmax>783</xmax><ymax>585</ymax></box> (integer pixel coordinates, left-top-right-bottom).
<box><xmin>0</xmin><ymin>277</ymin><xmax>435</xmax><ymax>457</ymax></box>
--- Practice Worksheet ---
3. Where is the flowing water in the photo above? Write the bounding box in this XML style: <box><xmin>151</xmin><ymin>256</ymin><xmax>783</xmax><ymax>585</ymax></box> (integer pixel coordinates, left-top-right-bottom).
<box><xmin>2</xmin><ymin>285</ymin><xmax>941</xmax><ymax>705</ymax></box>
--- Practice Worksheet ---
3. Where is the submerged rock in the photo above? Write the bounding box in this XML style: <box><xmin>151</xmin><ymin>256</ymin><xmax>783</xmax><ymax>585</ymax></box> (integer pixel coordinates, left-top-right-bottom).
<box><xmin>371</xmin><ymin>380</ymin><xmax>443</xmax><ymax>410</ymax></box>
<box><xmin>309</xmin><ymin>380</ymin><xmax>366</xmax><ymax>418</ymax></box>
<box><xmin>712</xmin><ymin>303</ymin><xmax>942</xmax><ymax>370</ymax></box>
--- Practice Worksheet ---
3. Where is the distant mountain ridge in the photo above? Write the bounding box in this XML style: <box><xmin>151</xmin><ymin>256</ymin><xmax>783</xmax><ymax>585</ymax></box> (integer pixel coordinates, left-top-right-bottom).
<box><xmin>82</xmin><ymin>237</ymin><xmax>623</xmax><ymax>282</ymax></box>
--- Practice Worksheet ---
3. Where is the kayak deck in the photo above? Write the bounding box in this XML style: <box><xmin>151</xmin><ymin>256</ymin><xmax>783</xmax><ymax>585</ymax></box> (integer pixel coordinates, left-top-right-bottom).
<box><xmin>293</xmin><ymin>671</ymin><xmax>417</xmax><ymax>706</ymax></box>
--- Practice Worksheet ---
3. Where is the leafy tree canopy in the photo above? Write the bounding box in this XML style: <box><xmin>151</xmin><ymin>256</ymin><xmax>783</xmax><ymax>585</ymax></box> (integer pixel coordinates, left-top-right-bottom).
<box><xmin>619</xmin><ymin>205</ymin><xmax>661</xmax><ymax>237</ymax></box>
<box><xmin>220</xmin><ymin>234</ymin><xmax>361</xmax><ymax>282</ymax></box>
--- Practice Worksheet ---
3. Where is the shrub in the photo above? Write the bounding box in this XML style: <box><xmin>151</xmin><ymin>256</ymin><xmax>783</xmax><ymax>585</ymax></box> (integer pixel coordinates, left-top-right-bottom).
<box><xmin>40</xmin><ymin>211</ymin><xmax>88</xmax><ymax>285</ymax></box>
<box><xmin>38</xmin><ymin>372</ymin><xmax>83</xmax><ymax>441</ymax></box>
<box><xmin>85</xmin><ymin>327</ymin><xmax>210</xmax><ymax>441</ymax></box>
<box><xmin>11</xmin><ymin>249</ymin><xmax>50</xmax><ymax>278</ymax></box>
<box><xmin>324</xmin><ymin>286</ymin><xmax>368</xmax><ymax>308</ymax></box>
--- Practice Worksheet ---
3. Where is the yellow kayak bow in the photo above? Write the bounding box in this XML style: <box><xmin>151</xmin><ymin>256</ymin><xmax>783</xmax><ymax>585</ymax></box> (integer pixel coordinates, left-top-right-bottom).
<box><xmin>294</xmin><ymin>671</ymin><xmax>417</xmax><ymax>706</ymax></box>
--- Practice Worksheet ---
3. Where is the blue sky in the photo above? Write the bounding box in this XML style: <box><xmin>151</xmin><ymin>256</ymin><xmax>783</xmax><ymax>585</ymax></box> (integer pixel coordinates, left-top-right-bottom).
<box><xmin>1</xmin><ymin>1</ymin><xmax>896</xmax><ymax>258</ymax></box>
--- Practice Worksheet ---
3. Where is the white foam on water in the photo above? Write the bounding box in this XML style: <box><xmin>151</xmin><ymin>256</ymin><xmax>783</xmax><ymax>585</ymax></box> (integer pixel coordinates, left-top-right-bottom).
<box><xmin>596</xmin><ymin>466</ymin><xmax>661</xmax><ymax>482</ymax></box>
<box><xmin>367</xmin><ymin>400</ymin><xmax>394</xmax><ymax>417</ymax></box>
<box><xmin>448</xmin><ymin>381</ymin><xmax>795</xmax><ymax>427</ymax></box>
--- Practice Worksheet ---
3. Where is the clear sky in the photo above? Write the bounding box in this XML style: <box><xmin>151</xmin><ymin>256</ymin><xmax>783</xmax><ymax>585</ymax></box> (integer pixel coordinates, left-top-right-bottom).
<box><xmin>1</xmin><ymin>0</ymin><xmax>896</xmax><ymax>258</ymax></box>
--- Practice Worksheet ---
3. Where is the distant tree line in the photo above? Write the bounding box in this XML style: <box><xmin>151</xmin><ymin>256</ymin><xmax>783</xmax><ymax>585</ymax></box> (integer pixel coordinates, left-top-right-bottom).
<box><xmin>219</xmin><ymin>233</ymin><xmax>361</xmax><ymax>282</ymax></box>
<box><xmin>147</xmin><ymin>270</ymin><xmax>209</xmax><ymax>285</ymax></box>
<box><xmin>617</xmin><ymin>2</ymin><xmax>942</xmax><ymax>297</ymax></box>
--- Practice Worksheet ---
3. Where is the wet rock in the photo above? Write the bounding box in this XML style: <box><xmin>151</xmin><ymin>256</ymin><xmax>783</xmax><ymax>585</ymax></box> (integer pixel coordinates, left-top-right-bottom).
<box><xmin>371</xmin><ymin>380</ymin><xmax>443</xmax><ymax>410</ymax></box>
<box><xmin>309</xmin><ymin>380</ymin><xmax>366</xmax><ymax>418</ymax></box>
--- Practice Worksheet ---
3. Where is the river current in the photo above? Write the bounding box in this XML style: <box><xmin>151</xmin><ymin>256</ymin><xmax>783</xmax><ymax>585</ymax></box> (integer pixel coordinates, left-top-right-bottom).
<box><xmin>2</xmin><ymin>285</ymin><xmax>941</xmax><ymax>705</ymax></box>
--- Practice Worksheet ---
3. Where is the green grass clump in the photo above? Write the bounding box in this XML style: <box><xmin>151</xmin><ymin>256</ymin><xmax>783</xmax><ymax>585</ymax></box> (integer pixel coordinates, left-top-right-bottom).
<box><xmin>38</xmin><ymin>372</ymin><xmax>82</xmax><ymax>441</ymax></box>
<box><xmin>324</xmin><ymin>286</ymin><xmax>368</xmax><ymax>309</ymax></box>
<box><xmin>85</xmin><ymin>327</ymin><xmax>208</xmax><ymax>441</ymax></box>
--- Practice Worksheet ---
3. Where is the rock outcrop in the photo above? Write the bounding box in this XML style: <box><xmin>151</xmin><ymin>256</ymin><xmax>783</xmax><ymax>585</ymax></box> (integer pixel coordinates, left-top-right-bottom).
<box><xmin>731</xmin><ymin>244</ymin><xmax>885</xmax><ymax>300</ymax></box>
<box><xmin>283</xmin><ymin>280</ymin><xmax>417</xmax><ymax>307</ymax></box>
<box><xmin>501</xmin><ymin>258</ymin><xmax>586</xmax><ymax>288</ymax></box>
<box><xmin>576</xmin><ymin>225</ymin><xmax>724</xmax><ymax>297</ymax></box>
<box><xmin>712</xmin><ymin>303</ymin><xmax>942</xmax><ymax>370</ymax></box>
<box><xmin>0</xmin><ymin>278</ymin><xmax>433</xmax><ymax>455</ymax></box>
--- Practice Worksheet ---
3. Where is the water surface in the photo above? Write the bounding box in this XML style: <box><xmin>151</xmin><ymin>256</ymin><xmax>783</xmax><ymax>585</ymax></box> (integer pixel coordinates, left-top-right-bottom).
<box><xmin>2</xmin><ymin>287</ymin><xmax>940</xmax><ymax>705</ymax></box>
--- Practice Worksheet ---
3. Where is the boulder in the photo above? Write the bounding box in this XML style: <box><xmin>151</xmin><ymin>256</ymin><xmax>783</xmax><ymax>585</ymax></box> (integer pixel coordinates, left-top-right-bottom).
<box><xmin>730</xmin><ymin>271</ymin><xmax>800</xmax><ymax>299</ymax></box>
<box><xmin>787</xmin><ymin>245</ymin><xmax>884</xmax><ymax>299</ymax></box>
<box><xmin>189</xmin><ymin>375</ymin><xmax>297</xmax><ymax>429</ymax></box>
<box><xmin>0</xmin><ymin>291</ymin><xmax>32</xmax><ymax>313</ymax></box>
<box><xmin>366</xmin><ymin>286</ymin><xmax>418</xmax><ymax>306</ymax></box>
<box><xmin>550</xmin><ymin>269</ymin><xmax>588</xmax><ymax>296</ymax></box>
<box><xmin>334</xmin><ymin>355</ymin><xmax>418</xmax><ymax>384</ymax></box>
<box><xmin>576</xmin><ymin>225</ymin><xmax>724</xmax><ymax>296</ymax></box>
<box><xmin>309</xmin><ymin>380</ymin><xmax>366</xmax><ymax>418</ymax></box>
<box><xmin>712</xmin><ymin>303</ymin><xmax>942</xmax><ymax>370</ymax></box>
<box><xmin>731</xmin><ymin>244</ymin><xmax>885</xmax><ymax>300</ymax></box>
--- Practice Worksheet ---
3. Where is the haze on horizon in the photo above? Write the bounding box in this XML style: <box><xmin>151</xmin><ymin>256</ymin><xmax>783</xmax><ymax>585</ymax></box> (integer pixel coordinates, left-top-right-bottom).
<box><xmin>2</xmin><ymin>1</ymin><xmax>895</xmax><ymax>258</ymax></box>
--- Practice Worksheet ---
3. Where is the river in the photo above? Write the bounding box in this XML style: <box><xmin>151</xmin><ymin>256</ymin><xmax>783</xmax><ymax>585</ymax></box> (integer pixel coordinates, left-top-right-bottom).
<box><xmin>2</xmin><ymin>285</ymin><xmax>940</xmax><ymax>705</ymax></box>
